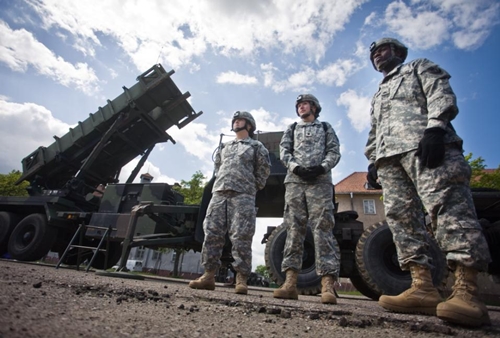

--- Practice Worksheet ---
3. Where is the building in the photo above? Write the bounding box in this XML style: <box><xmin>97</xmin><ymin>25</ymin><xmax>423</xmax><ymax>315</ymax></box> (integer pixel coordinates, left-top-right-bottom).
<box><xmin>139</xmin><ymin>172</ymin><xmax>154</xmax><ymax>183</ymax></box>
<box><xmin>335</xmin><ymin>172</ymin><xmax>384</xmax><ymax>229</ymax></box>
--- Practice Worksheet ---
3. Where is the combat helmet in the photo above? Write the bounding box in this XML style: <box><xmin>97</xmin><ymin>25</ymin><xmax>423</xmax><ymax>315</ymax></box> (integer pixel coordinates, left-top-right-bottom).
<box><xmin>369</xmin><ymin>37</ymin><xmax>408</xmax><ymax>70</ymax></box>
<box><xmin>232</xmin><ymin>111</ymin><xmax>256</xmax><ymax>136</ymax></box>
<box><xmin>295</xmin><ymin>94</ymin><xmax>322</xmax><ymax>117</ymax></box>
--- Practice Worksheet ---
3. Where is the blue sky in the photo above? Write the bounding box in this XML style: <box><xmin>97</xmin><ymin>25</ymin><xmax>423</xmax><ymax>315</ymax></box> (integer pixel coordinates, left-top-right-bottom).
<box><xmin>1</xmin><ymin>0</ymin><xmax>499</xmax><ymax>269</ymax></box>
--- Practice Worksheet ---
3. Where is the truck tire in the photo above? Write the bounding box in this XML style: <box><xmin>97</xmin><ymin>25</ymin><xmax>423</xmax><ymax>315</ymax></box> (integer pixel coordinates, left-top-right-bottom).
<box><xmin>265</xmin><ymin>224</ymin><xmax>333</xmax><ymax>295</ymax></box>
<box><xmin>8</xmin><ymin>213</ymin><xmax>57</xmax><ymax>261</ymax></box>
<box><xmin>482</xmin><ymin>219</ymin><xmax>500</xmax><ymax>277</ymax></box>
<box><xmin>355</xmin><ymin>221</ymin><xmax>447</xmax><ymax>298</ymax></box>
<box><xmin>0</xmin><ymin>211</ymin><xmax>21</xmax><ymax>255</ymax></box>
<box><xmin>349</xmin><ymin>269</ymin><xmax>380</xmax><ymax>300</ymax></box>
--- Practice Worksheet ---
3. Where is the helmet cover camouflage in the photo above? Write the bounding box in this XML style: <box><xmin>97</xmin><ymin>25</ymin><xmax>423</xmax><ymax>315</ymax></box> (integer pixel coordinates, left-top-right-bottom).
<box><xmin>369</xmin><ymin>37</ymin><xmax>408</xmax><ymax>69</ymax></box>
<box><xmin>232</xmin><ymin>111</ymin><xmax>256</xmax><ymax>134</ymax></box>
<box><xmin>295</xmin><ymin>94</ymin><xmax>322</xmax><ymax>117</ymax></box>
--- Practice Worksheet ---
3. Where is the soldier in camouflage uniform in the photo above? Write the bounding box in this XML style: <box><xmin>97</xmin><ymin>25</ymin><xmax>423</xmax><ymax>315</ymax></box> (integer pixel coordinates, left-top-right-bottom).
<box><xmin>365</xmin><ymin>37</ymin><xmax>491</xmax><ymax>327</ymax></box>
<box><xmin>273</xmin><ymin>94</ymin><xmax>341</xmax><ymax>304</ymax></box>
<box><xmin>189</xmin><ymin>111</ymin><xmax>270</xmax><ymax>295</ymax></box>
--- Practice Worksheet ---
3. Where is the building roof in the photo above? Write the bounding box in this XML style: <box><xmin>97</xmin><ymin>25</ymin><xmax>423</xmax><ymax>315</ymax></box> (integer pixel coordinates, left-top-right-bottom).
<box><xmin>335</xmin><ymin>171</ymin><xmax>381</xmax><ymax>194</ymax></box>
<box><xmin>140</xmin><ymin>172</ymin><xmax>154</xmax><ymax>179</ymax></box>
<box><xmin>335</xmin><ymin>168</ymin><xmax>498</xmax><ymax>195</ymax></box>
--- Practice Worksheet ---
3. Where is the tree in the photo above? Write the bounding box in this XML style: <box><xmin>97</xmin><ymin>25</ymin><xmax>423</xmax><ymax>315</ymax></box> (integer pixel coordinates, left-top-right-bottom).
<box><xmin>168</xmin><ymin>171</ymin><xmax>208</xmax><ymax>276</ymax></box>
<box><xmin>465</xmin><ymin>153</ymin><xmax>500</xmax><ymax>190</ymax></box>
<box><xmin>0</xmin><ymin>170</ymin><xmax>29</xmax><ymax>196</ymax></box>
<box><xmin>255</xmin><ymin>264</ymin><xmax>270</xmax><ymax>279</ymax></box>
<box><xmin>172</xmin><ymin>170</ymin><xmax>207</xmax><ymax>205</ymax></box>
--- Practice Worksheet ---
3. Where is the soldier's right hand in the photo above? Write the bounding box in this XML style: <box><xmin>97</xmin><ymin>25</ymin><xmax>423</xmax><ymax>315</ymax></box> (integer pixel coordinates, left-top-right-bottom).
<box><xmin>367</xmin><ymin>163</ymin><xmax>382</xmax><ymax>189</ymax></box>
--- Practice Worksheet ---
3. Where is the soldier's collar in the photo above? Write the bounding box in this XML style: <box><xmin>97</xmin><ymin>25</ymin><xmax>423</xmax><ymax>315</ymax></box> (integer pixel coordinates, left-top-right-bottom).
<box><xmin>297</xmin><ymin>119</ymin><xmax>320</xmax><ymax>126</ymax></box>
<box><xmin>232</xmin><ymin>136</ymin><xmax>252</xmax><ymax>143</ymax></box>
<box><xmin>382</xmin><ymin>63</ymin><xmax>403</xmax><ymax>82</ymax></box>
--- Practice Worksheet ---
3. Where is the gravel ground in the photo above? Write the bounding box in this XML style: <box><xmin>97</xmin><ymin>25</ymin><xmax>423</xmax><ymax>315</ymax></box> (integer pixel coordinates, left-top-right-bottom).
<box><xmin>1</xmin><ymin>259</ymin><xmax>499</xmax><ymax>338</ymax></box>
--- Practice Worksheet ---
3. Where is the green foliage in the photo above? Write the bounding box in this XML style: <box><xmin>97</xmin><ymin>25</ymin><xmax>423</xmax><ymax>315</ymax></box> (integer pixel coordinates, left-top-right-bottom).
<box><xmin>465</xmin><ymin>153</ymin><xmax>500</xmax><ymax>189</ymax></box>
<box><xmin>172</xmin><ymin>170</ymin><xmax>207</xmax><ymax>205</ymax></box>
<box><xmin>254</xmin><ymin>264</ymin><xmax>270</xmax><ymax>279</ymax></box>
<box><xmin>0</xmin><ymin>170</ymin><xmax>29</xmax><ymax>196</ymax></box>
<box><xmin>168</xmin><ymin>171</ymin><xmax>208</xmax><ymax>276</ymax></box>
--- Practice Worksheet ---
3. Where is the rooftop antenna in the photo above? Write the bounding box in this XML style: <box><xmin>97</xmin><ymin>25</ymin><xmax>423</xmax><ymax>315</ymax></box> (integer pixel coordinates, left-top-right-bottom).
<box><xmin>156</xmin><ymin>44</ymin><xmax>165</xmax><ymax>64</ymax></box>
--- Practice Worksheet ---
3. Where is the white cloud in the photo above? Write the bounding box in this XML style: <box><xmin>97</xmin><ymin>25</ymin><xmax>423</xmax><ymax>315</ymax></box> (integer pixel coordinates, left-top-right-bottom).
<box><xmin>168</xmin><ymin>122</ymin><xmax>221</xmax><ymax>165</ymax></box>
<box><xmin>25</xmin><ymin>0</ymin><xmax>369</xmax><ymax>71</ymax></box>
<box><xmin>336</xmin><ymin>89</ymin><xmax>371</xmax><ymax>132</ymax></box>
<box><xmin>249</xmin><ymin>107</ymin><xmax>288</xmax><ymax>132</ymax></box>
<box><xmin>262</xmin><ymin>59</ymin><xmax>363</xmax><ymax>93</ymax></box>
<box><xmin>0</xmin><ymin>20</ymin><xmax>100</xmax><ymax>95</ymax></box>
<box><xmin>383</xmin><ymin>0</ymin><xmax>499</xmax><ymax>50</ymax></box>
<box><xmin>260</xmin><ymin>63</ymin><xmax>278</xmax><ymax>88</ymax></box>
<box><xmin>118</xmin><ymin>159</ymin><xmax>177</xmax><ymax>184</ymax></box>
<box><xmin>384</xmin><ymin>1</ymin><xmax>450</xmax><ymax>49</ymax></box>
<box><xmin>261</xmin><ymin>66</ymin><xmax>317</xmax><ymax>93</ymax></box>
<box><xmin>364</xmin><ymin>11</ymin><xmax>377</xmax><ymax>26</ymax></box>
<box><xmin>216</xmin><ymin>71</ymin><xmax>258</xmax><ymax>85</ymax></box>
<box><xmin>0</xmin><ymin>99</ymin><xmax>72</xmax><ymax>173</ymax></box>
<box><xmin>442</xmin><ymin>0</ymin><xmax>500</xmax><ymax>50</ymax></box>
<box><xmin>317</xmin><ymin>59</ymin><xmax>359</xmax><ymax>87</ymax></box>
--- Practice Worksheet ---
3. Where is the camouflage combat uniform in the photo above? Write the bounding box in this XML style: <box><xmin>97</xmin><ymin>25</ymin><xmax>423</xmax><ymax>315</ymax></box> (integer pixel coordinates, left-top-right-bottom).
<box><xmin>201</xmin><ymin>137</ymin><xmax>270</xmax><ymax>276</ymax></box>
<box><xmin>365</xmin><ymin>58</ymin><xmax>491</xmax><ymax>272</ymax></box>
<box><xmin>280</xmin><ymin>119</ymin><xmax>341</xmax><ymax>277</ymax></box>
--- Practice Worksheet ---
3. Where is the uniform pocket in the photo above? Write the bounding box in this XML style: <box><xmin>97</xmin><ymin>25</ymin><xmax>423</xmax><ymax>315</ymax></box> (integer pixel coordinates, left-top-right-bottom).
<box><xmin>389</xmin><ymin>77</ymin><xmax>404</xmax><ymax>99</ymax></box>
<box><xmin>238</xmin><ymin>146</ymin><xmax>254</xmax><ymax>163</ymax></box>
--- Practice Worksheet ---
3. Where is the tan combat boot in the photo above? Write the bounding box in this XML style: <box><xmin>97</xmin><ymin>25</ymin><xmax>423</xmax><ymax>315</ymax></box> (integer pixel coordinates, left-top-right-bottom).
<box><xmin>378</xmin><ymin>264</ymin><xmax>442</xmax><ymax>315</ymax></box>
<box><xmin>436</xmin><ymin>265</ymin><xmax>491</xmax><ymax>327</ymax></box>
<box><xmin>235</xmin><ymin>273</ymin><xmax>248</xmax><ymax>295</ymax></box>
<box><xmin>273</xmin><ymin>269</ymin><xmax>299</xmax><ymax>300</ymax></box>
<box><xmin>321</xmin><ymin>275</ymin><xmax>337</xmax><ymax>304</ymax></box>
<box><xmin>188</xmin><ymin>269</ymin><xmax>216</xmax><ymax>290</ymax></box>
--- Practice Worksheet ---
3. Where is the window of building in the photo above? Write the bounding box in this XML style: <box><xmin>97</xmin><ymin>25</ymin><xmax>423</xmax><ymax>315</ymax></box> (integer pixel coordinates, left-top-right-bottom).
<box><xmin>152</xmin><ymin>250</ymin><xmax>160</xmax><ymax>260</ymax></box>
<box><xmin>363</xmin><ymin>199</ymin><xmax>376</xmax><ymax>215</ymax></box>
<box><xmin>135</xmin><ymin>246</ymin><xmax>145</xmax><ymax>260</ymax></box>
<box><xmin>171</xmin><ymin>251</ymin><xmax>177</xmax><ymax>262</ymax></box>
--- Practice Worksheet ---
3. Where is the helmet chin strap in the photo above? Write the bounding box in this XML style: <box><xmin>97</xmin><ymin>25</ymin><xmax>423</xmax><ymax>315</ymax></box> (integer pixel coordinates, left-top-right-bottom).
<box><xmin>231</xmin><ymin>120</ymin><xmax>248</xmax><ymax>133</ymax></box>
<box><xmin>232</xmin><ymin>126</ymin><xmax>246</xmax><ymax>133</ymax></box>
<box><xmin>299</xmin><ymin>112</ymin><xmax>312</xmax><ymax>119</ymax></box>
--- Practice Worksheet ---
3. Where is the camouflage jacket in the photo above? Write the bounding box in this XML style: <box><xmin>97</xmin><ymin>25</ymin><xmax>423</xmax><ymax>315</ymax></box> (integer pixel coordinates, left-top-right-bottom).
<box><xmin>213</xmin><ymin>137</ymin><xmax>271</xmax><ymax>195</ymax></box>
<box><xmin>280</xmin><ymin>119</ymin><xmax>340</xmax><ymax>184</ymax></box>
<box><xmin>365</xmin><ymin>58</ymin><xmax>463</xmax><ymax>164</ymax></box>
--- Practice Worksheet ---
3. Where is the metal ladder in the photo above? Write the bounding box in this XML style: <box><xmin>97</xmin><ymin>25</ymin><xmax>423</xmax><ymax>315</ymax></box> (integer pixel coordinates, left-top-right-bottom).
<box><xmin>56</xmin><ymin>223</ymin><xmax>114</xmax><ymax>272</ymax></box>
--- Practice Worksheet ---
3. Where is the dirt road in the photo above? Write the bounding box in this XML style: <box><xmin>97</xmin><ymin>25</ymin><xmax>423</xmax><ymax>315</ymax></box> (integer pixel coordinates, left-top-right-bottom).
<box><xmin>0</xmin><ymin>259</ymin><xmax>499</xmax><ymax>338</ymax></box>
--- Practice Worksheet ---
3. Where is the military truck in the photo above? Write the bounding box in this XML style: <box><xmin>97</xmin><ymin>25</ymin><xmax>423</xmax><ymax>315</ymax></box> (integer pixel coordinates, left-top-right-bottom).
<box><xmin>0</xmin><ymin>64</ymin><xmax>203</xmax><ymax>269</ymax></box>
<box><xmin>0</xmin><ymin>64</ymin><xmax>498</xmax><ymax>300</ymax></box>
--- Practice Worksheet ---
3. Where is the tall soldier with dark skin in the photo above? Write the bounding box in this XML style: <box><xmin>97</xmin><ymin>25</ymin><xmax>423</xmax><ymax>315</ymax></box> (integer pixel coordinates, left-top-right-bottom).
<box><xmin>365</xmin><ymin>37</ymin><xmax>491</xmax><ymax>327</ymax></box>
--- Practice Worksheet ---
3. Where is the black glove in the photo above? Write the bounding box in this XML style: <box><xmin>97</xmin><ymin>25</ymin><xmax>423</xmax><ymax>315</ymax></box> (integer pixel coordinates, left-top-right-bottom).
<box><xmin>367</xmin><ymin>163</ymin><xmax>382</xmax><ymax>189</ymax></box>
<box><xmin>293</xmin><ymin>166</ymin><xmax>311</xmax><ymax>178</ymax></box>
<box><xmin>307</xmin><ymin>165</ymin><xmax>325</xmax><ymax>178</ymax></box>
<box><xmin>415</xmin><ymin>127</ymin><xmax>446</xmax><ymax>169</ymax></box>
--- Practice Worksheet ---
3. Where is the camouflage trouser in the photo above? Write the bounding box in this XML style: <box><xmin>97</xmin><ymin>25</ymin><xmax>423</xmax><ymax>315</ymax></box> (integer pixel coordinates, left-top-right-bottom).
<box><xmin>377</xmin><ymin>146</ymin><xmax>491</xmax><ymax>272</ymax></box>
<box><xmin>201</xmin><ymin>191</ymin><xmax>256</xmax><ymax>275</ymax></box>
<box><xmin>281</xmin><ymin>182</ymin><xmax>340</xmax><ymax>277</ymax></box>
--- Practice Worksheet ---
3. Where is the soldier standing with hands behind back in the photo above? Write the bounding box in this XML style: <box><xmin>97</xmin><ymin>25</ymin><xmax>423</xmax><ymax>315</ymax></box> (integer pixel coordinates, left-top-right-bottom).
<box><xmin>365</xmin><ymin>37</ymin><xmax>491</xmax><ymax>327</ymax></box>
<box><xmin>273</xmin><ymin>94</ymin><xmax>341</xmax><ymax>304</ymax></box>
<box><xmin>189</xmin><ymin>111</ymin><xmax>270</xmax><ymax>295</ymax></box>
